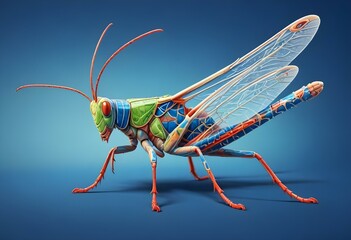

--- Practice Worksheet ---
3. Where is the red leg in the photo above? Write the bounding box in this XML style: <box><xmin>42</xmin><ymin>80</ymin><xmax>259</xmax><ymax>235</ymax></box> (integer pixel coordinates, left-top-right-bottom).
<box><xmin>188</xmin><ymin>156</ymin><xmax>209</xmax><ymax>181</ymax></box>
<box><xmin>254</xmin><ymin>153</ymin><xmax>318</xmax><ymax>204</ymax></box>
<box><xmin>171</xmin><ymin>146</ymin><xmax>246</xmax><ymax>210</ymax></box>
<box><xmin>139</xmin><ymin>136</ymin><xmax>162</xmax><ymax>212</ymax></box>
<box><xmin>206</xmin><ymin>169</ymin><xmax>246</xmax><ymax>210</ymax></box>
<box><xmin>151</xmin><ymin>162</ymin><xmax>161</xmax><ymax>212</ymax></box>
<box><xmin>72</xmin><ymin>147</ymin><xmax>116</xmax><ymax>193</ymax></box>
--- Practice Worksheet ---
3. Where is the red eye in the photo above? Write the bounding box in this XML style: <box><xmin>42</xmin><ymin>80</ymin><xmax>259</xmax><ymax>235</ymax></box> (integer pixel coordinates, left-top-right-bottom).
<box><xmin>102</xmin><ymin>101</ymin><xmax>111</xmax><ymax>116</ymax></box>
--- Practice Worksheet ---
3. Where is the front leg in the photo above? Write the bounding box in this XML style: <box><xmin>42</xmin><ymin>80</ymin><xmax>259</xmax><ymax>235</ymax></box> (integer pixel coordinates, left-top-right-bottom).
<box><xmin>72</xmin><ymin>139</ymin><xmax>137</xmax><ymax>193</ymax></box>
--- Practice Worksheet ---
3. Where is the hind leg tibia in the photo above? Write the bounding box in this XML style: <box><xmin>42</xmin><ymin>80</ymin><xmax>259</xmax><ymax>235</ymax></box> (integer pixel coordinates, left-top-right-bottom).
<box><xmin>208</xmin><ymin>148</ymin><xmax>318</xmax><ymax>204</ymax></box>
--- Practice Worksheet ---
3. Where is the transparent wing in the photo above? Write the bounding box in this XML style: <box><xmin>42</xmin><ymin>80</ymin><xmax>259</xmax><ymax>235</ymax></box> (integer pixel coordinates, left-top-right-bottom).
<box><xmin>187</xmin><ymin>66</ymin><xmax>299</xmax><ymax>142</ymax></box>
<box><xmin>171</xmin><ymin>15</ymin><xmax>320</xmax><ymax>109</ymax></box>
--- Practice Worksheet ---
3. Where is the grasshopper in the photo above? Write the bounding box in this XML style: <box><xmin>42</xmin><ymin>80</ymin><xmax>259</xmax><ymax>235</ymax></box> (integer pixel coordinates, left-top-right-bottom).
<box><xmin>17</xmin><ymin>15</ymin><xmax>323</xmax><ymax>212</ymax></box>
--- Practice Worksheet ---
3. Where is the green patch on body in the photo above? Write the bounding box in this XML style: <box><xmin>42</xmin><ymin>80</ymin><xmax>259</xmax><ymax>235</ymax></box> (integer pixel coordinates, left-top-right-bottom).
<box><xmin>150</xmin><ymin>118</ymin><xmax>167</xmax><ymax>140</ymax></box>
<box><xmin>128</xmin><ymin>98</ymin><xmax>158</xmax><ymax>128</ymax></box>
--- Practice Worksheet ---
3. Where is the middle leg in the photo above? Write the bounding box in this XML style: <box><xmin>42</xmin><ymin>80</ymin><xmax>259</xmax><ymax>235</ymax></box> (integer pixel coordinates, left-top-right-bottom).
<box><xmin>140</xmin><ymin>138</ymin><xmax>161</xmax><ymax>212</ymax></box>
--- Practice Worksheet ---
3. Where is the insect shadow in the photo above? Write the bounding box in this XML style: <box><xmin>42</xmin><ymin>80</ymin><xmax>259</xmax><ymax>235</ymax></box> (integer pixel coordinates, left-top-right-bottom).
<box><xmin>88</xmin><ymin>171</ymin><xmax>322</xmax><ymax>206</ymax></box>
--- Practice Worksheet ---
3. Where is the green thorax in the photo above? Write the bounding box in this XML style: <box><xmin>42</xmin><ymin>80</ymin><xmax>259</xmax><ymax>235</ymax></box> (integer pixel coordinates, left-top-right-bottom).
<box><xmin>150</xmin><ymin>118</ymin><xmax>167</xmax><ymax>140</ymax></box>
<box><xmin>127</xmin><ymin>97</ymin><xmax>169</xmax><ymax>140</ymax></box>
<box><xmin>127</xmin><ymin>97</ymin><xmax>159</xmax><ymax>128</ymax></box>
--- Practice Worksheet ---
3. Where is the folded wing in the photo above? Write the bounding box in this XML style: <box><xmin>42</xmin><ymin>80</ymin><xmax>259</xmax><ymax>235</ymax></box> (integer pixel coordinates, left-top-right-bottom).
<box><xmin>185</xmin><ymin>65</ymin><xmax>299</xmax><ymax>144</ymax></box>
<box><xmin>171</xmin><ymin>15</ymin><xmax>320</xmax><ymax>109</ymax></box>
<box><xmin>163</xmin><ymin>15</ymin><xmax>320</xmax><ymax>151</ymax></box>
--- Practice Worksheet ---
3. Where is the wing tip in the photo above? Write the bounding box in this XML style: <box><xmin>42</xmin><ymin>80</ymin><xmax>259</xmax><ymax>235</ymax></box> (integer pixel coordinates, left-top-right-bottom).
<box><xmin>279</xmin><ymin>65</ymin><xmax>299</xmax><ymax>73</ymax></box>
<box><xmin>288</xmin><ymin>65</ymin><xmax>299</xmax><ymax>72</ymax></box>
<box><xmin>275</xmin><ymin>65</ymin><xmax>299</xmax><ymax>80</ymax></box>
<box><xmin>289</xmin><ymin>14</ymin><xmax>320</xmax><ymax>32</ymax></box>
<box><xmin>304</xmin><ymin>14</ymin><xmax>320</xmax><ymax>22</ymax></box>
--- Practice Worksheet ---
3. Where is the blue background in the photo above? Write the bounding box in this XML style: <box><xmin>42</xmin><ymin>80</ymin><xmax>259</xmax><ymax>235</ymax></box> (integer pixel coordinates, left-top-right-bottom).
<box><xmin>1</xmin><ymin>0</ymin><xmax>350</xmax><ymax>239</ymax></box>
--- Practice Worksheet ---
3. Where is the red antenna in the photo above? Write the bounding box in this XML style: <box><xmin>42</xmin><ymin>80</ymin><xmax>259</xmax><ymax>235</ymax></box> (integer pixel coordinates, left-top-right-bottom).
<box><xmin>16</xmin><ymin>84</ymin><xmax>92</xmax><ymax>102</ymax></box>
<box><xmin>94</xmin><ymin>28</ymin><xmax>163</xmax><ymax>100</ymax></box>
<box><xmin>90</xmin><ymin>23</ymin><xmax>113</xmax><ymax>102</ymax></box>
<box><xmin>16</xmin><ymin>24</ymin><xmax>163</xmax><ymax>103</ymax></box>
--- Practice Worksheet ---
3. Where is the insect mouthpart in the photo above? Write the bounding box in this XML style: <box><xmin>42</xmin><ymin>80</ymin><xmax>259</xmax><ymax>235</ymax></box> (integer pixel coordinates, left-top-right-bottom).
<box><xmin>100</xmin><ymin>127</ymin><xmax>112</xmax><ymax>142</ymax></box>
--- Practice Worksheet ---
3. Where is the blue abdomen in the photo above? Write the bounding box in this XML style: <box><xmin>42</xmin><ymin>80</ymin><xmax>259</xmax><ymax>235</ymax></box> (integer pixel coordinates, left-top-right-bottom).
<box><xmin>156</xmin><ymin>101</ymin><xmax>215</xmax><ymax>142</ymax></box>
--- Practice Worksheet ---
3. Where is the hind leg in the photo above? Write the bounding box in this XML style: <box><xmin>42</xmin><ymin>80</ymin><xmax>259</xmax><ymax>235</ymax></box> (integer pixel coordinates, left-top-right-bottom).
<box><xmin>208</xmin><ymin>148</ymin><xmax>318</xmax><ymax>204</ymax></box>
<box><xmin>170</xmin><ymin>146</ymin><xmax>245</xmax><ymax>210</ymax></box>
<box><xmin>188</xmin><ymin>156</ymin><xmax>209</xmax><ymax>181</ymax></box>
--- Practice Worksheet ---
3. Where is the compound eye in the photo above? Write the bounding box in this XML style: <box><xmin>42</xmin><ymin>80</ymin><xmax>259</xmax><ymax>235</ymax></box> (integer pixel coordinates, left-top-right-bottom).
<box><xmin>102</xmin><ymin>101</ymin><xmax>111</xmax><ymax>116</ymax></box>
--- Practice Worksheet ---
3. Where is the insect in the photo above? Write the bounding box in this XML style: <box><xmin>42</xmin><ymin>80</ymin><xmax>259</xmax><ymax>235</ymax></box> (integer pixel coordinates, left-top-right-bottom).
<box><xmin>17</xmin><ymin>15</ymin><xmax>323</xmax><ymax>212</ymax></box>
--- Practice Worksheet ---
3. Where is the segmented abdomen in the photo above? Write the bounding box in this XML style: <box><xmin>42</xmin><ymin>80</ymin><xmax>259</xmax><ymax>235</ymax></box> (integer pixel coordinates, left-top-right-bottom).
<box><xmin>156</xmin><ymin>101</ymin><xmax>215</xmax><ymax>143</ymax></box>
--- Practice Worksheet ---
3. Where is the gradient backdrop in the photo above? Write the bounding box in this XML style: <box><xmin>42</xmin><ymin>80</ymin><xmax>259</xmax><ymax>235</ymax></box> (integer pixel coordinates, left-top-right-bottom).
<box><xmin>1</xmin><ymin>1</ymin><xmax>350</xmax><ymax>239</ymax></box>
